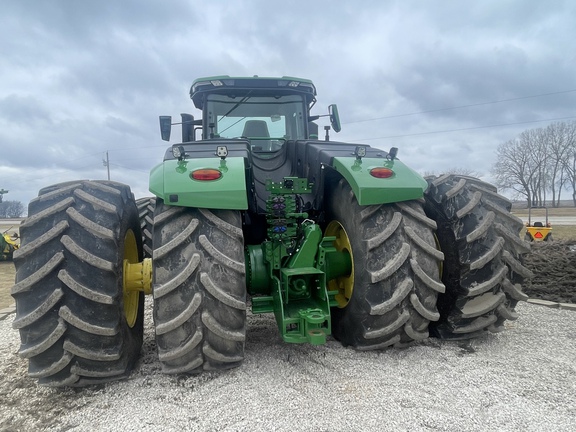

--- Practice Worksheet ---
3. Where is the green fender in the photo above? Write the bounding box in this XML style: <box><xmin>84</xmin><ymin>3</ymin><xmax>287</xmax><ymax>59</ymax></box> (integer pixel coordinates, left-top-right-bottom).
<box><xmin>149</xmin><ymin>157</ymin><xmax>248</xmax><ymax>209</ymax></box>
<box><xmin>332</xmin><ymin>157</ymin><xmax>428</xmax><ymax>205</ymax></box>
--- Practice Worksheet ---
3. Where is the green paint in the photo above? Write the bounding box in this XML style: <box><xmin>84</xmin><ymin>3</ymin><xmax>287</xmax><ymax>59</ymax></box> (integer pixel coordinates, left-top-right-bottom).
<box><xmin>315</xmin><ymin>235</ymin><xmax>350</xmax><ymax>309</ymax></box>
<box><xmin>332</xmin><ymin>157</ymin><xmax>428</xmax><ymax>205</ymax></box>
<box><xmin>287</xmin><ymin>224</ymin><xmax>322</xmax><ymax>269</ymax></box>
<box><xmin>1</xmin><ymin>233</ymin><xmax>18</xmax><ymax>261</ymax></box>
<box><xmin>151</xmin><ymin>73</ymin><xmax>430</xmax><ymax>347</ymax></box>
<box><xmin>246</xmin><ymin>179</ymin><xmax>355</xmax><ymax>345</ymax></box>
<box><xmin>148</xmin><ymin>157</ymin><xmax>248</xmax><ymax>209</ymax></box>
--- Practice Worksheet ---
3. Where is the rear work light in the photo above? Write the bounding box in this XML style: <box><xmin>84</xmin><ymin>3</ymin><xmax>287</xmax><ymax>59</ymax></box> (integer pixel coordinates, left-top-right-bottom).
<box><xmin>191</xmin><ymin>169</ymin><xmax>222</xmax><ymax>181</ymax></box>
<box><xmin>369</xmin><ymin>167</ymin><xmax>395</xmax><ymax>178</ymax></box>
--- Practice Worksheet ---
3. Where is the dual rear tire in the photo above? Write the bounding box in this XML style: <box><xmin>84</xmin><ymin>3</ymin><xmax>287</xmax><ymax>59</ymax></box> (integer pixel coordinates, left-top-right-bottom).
<box><xmin>326</xmin><ymin>175</ymin><xmax>531</xmax><ymax>346</ymax></box>
<box><xmin>12</xmin><ymin>174</ymin><xmax>530</xmax><ymax>386</ymax></box>
<box><xmin>423</xmin><ymin>175</ymin><xmax>532</xmax><ymax>338</ymax></box>
<box><xmin>326</xmin><ymin>180</ymin><xmax>444</xmax><ymax>348</ymax></box>
<box><xmin>151</xmin><ymin>200</ymin><xmax>246</xmax><ymax>373</ymax></box>
<box><xmin>12</xmin><ymin>181</ymin><xmax>144</xmax><ymax>386</ymax></box>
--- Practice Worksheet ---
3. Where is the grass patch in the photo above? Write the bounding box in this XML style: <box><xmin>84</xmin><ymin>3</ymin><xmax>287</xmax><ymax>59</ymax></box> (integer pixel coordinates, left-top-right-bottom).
<box><xmin>512</xmin><ymin>207</ymin><xmax>576</xmax><ymax>217</ymax></box>
<box><xmin>545</xmin><ymin>225</ymin><xmax>576</xmax><ymax>241</ymax></box>
<box><xmin>0</xmin><ymin>261</ymin><xmax>15</xmax><ymax>309</ymax></box>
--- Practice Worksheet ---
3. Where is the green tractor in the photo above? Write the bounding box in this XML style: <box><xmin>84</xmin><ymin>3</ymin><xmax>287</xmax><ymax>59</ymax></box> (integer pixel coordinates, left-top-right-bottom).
<box><xmin>11</xmin><ymin>76</ymin><xmax>532</xmax><ymax>386</ymax></box>
<box><xmin>1</xmin><ymin>229</ymin><xmax>19</xmax><ymax>261</ymax></box>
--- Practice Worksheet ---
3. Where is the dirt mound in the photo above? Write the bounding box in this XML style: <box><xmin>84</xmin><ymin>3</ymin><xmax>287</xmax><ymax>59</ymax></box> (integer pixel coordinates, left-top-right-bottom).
<box><xmin>522</xmin><ymin>240</ymin><xmax>576</xmax><ymax>303</ymax></box>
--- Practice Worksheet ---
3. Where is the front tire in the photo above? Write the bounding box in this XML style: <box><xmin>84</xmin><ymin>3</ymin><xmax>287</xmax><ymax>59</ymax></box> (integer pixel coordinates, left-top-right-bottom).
<box><xmin>152</xmin><ymin>200</ymin><xmax>246</xmax><ymax>373</ymax></box>
<box><xmin>326</xmin><ymin>180</ymin><xmax>445</xmax><ymax>349</ymax></box>
<box><xmin>424</xmin><ymin>175</ymin><xmax>532</xmax><ymax>339</ymax></box>
<box><xmin>12</xmin><ymin>181</ymin><xmax>144</xmax><ymax>386</ymax></box>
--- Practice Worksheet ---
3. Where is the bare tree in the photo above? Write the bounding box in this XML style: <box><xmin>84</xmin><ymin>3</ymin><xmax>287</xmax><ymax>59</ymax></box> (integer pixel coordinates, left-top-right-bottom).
<box><xmin>493</xmin><ymin>135</ymin><xmax>539</xmax><ymax>206</ymax></box>
<box><xmin>541</xmin><ymin>122</ymin><xmax>572</xmax><ymax>206</ymax></box>
<box><xmin>0</xmin><ymin>200</ymin><xmax>25</xmax><ymax>218</ymax></box>
<box><xmin>422</xmin><ymin>167</ymin><xmax>483</xmax><ymax>178</ymax></box>
<box><xmin>561</xmin><ymin>122</ymin><xmax>576</xmax><ymax>206</ymax></box>
<box><xmin>526</xmin><ymin>128</ymin><xmax>549</xmax><ymax>206</ymax></box>
<box><xmin>494</xmin><ymin>120</ymin><xmax>576</xmax><ymax>208</ymax></box>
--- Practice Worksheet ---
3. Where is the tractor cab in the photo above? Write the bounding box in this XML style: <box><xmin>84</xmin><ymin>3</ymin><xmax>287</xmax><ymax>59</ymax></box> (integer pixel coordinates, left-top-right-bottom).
<box><xmin>159</xmin><ymin>76</ymin><xmax>341</xmax><ymax>148</ymax></box>
<box><xmin>191</xmin><ymin>76</ymin><xmax>318</xmax><ymax>146</ymax></box>
<box><xmin>155</xmin><ymin>76</ymin><xmax>343</xmax><ymax>215</ymax></box>
<box><xmin>525</xmin><ymin>206</ymin><xmax>552</xmax><ymax>242</ymax></box>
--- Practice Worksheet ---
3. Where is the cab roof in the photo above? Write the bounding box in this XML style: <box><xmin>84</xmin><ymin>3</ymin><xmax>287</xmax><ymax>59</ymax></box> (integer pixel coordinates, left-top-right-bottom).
<box><xmin>190</xmin><ymin>75</ymin><xmax>317</xmax><ymax>109</ymax></box>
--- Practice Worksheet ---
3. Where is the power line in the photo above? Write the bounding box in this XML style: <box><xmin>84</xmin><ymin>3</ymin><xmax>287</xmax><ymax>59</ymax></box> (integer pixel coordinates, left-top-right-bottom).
<box><xmin>108</xmin><ymin>162</ymin><xmax>149</xmax><ymax>173</ymax></box>
<box><xmin>351</xmin><ymin>115</ymin><xmax>576</xmax><ymax>141</ymax></box>
<box><xmin>344</xmin><ymin>88</ymin><xmax>576</xmax><ymax>124</ymax></box>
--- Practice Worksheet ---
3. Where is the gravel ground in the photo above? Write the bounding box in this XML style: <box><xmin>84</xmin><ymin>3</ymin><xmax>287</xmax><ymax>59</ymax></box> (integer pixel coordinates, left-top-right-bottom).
<box><xmin>1</xmin><ymin>300</ymin><xmax>575</xmax><ymax>432</ymax></box>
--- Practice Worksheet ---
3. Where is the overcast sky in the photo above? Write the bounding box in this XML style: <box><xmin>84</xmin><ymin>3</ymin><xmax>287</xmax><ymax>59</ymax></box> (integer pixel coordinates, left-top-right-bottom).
<box><xmin>1</xmin><ymin>0</ymin><xmax>575</xmax><ymax>208</ymax></box>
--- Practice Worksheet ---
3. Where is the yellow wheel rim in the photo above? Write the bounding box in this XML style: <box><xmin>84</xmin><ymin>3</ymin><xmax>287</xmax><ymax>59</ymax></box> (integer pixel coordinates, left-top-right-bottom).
<box><xmin>123</xmin><ymin>229</ymin><xmax>140</xmax><ymax>328</ymax></box>
<box><xmin>326</xmin><ymin>221</ymin><xmax>354</xmax><ymax>308</ymax></box>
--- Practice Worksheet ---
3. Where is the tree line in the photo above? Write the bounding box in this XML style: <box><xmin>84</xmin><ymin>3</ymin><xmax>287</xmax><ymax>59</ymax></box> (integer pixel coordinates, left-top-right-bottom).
<box><xmin>0</xmin><ymin>200</ymin><xmax>25</xmax><ymax>218</ymax></box>
<box><xmin>493</xmin><ymin>120</ymin><xmax>576</xmax><ymax>207</ymax></box>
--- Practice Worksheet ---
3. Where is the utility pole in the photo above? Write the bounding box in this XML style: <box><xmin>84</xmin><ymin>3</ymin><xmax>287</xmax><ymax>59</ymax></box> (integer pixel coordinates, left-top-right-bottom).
<box><xmin>103</xmin><ymin>151</ymin><xmax>110</xmax><ymax>180</ymax></box>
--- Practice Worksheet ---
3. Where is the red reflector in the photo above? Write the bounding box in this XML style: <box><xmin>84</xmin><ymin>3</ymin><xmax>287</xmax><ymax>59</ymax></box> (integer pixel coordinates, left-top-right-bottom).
<box><xmin>191</xmin><ymin>169</ymin><xmax>222</xmax><ymax>181</ymax></box>
<box><xmin>370</xmin><ymin>167</ymin><xmax>394</xmax><ymax>178</ymax></box>
<box><xmin>534</xmin><ymin>232</ymin><xmax>543</xmax><ymax>238</ymax></box>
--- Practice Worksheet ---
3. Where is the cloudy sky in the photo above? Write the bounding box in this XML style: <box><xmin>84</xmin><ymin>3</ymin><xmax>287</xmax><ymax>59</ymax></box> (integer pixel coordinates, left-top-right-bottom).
<box><xmin>1</xmin><ymin>0</ymin><xmax>575</xmax><ymax>208</ymax></box>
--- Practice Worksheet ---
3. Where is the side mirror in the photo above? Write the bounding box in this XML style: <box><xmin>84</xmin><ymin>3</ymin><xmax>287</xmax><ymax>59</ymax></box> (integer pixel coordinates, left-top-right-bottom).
<box><xmin>328</xmin><ymin>104</ymin><xmax>341</xmax><ymax>133</ymax></box>
<box><xmin>160</xmin><ymin>116</ymin><xmax>172</xmax><ymax>141</ymax></box>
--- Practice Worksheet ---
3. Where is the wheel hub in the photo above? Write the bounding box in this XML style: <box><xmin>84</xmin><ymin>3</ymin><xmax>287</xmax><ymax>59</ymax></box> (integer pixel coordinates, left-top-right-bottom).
<box><xmin>122</xmin><ymin>230</ymin><xmax>152</xmax><ymax>327</ymax></box>
<box><xmin>325</xmin><ymin>221</ymin><xmax>354</xmax><ymax>308</ymax></box>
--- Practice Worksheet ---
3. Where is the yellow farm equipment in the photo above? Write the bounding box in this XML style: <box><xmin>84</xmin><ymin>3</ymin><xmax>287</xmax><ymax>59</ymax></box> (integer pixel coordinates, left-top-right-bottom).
<box><xmin>525</xmin><ymin>207</ymin><xmax>552</xmax><ymax>242</ymax></box>
<box><xmin>1</xmin><ymin>229</ymin><xmax>19</xmax><ymax>260</ymax></box>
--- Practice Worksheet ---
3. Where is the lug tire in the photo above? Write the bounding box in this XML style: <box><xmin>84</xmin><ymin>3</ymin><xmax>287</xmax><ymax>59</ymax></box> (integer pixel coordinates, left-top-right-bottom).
<box><xmin>152</xmin><ymin>200</ymin><xmax>246</xmax><ymax>374</ymax></box>
<box><xmin>136</xmin><ymin>197</ymin><xmax>156</xmax><ymax>258</ymax></box>
<box><xmin>326</xmin><ymin>180</ymin><xmax>445</xmax><ymax>349</ymax></box>
<box><xmin>424</xmin><ymin>174</ymin><xmax>532</xmax><ymax>339</ymax></box>
<box><xmin>11</xmin><ymin>180</ymin><xmax>144</xmax><ymax>386</ymax></box>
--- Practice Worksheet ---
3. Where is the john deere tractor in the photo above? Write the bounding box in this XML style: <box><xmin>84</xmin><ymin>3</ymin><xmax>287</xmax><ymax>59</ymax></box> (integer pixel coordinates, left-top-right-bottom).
<box><xmin>1</xmin><ymin>229</ymin><xmax>19</xmax><ymax>261</ymax></box>
<box><xmin>12</xmin><ymin>76</ymin><xmax>532</xmax><ymax>386</ymax></box>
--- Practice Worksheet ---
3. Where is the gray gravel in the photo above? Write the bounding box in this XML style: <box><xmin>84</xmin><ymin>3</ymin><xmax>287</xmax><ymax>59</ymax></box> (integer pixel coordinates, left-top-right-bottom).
<box><xmin>1</xmin><ymin>301</ymin><xmax>575</xmax><ymax>432</ymax></box>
